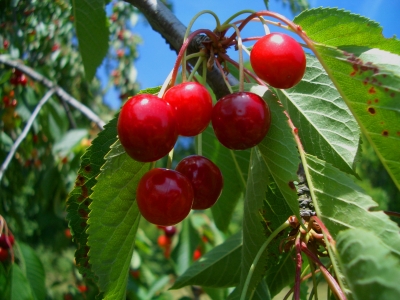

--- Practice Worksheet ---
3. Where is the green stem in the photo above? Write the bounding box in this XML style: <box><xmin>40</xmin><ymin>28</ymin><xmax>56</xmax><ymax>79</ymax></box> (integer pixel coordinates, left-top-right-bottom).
<box><xmin>240</xmin><ymin>220</ymin><xmax>290</xmax><ymax>300</ymax></box>
<box><xmin>181</xmin><ymin>10</ymin><xmax>221</xmax><ymax>82</ymax></box>
<box><xmin>220</xmin><ymin>9</ymin><xmax>256</xmax><ymax>27</ymax></box>
<box><xmin>187</xmin><ymin>56</ymin><xmax>206</xmax><ymax>82</ymax></box>
<box><xmin>166</xmin><ymin>148</ymin><xmax>174</xmax><ymax>169</ymax></box>
<box><xmin>308</xmin><ymin>258</ymin><xmax>319</xmax><ymax>300</ymax></box>
<box><xmin>197</xmin><ymin>134</ymin><xmax>202</xmax><ymax>156</ymax></box>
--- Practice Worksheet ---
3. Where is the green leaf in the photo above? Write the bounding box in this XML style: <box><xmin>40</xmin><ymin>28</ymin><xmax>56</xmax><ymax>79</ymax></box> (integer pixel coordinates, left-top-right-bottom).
<box><xmin>295</xmin><ymin>8</ymin><xmax>400</xmax><ymax>55</ymax></box>
<box><xmin>52</xmin><ymin>129</ymin><xmax>88</xmax><ymax>156</ymax></box>
<box><xmin>171</xmin><ymin>216</ymin><xmax>201</xmax><ymax>276</ymax></box>
<box><xmin>66</xmin><ymin>114</ymin><xmax>120</xmax><ymax>281</ymax></box>
<box><xmin>305</xmin><ymin>154</ymin><xmax>400</xmax><ymax>256</ymax></box>
<box><xmin>202</xmin><ymin>126</ymin><xmax>250</xmax><ymax>232</ymax></box>
<box><xmin>237</xmin><ymin>148</ymin><xmax>270</xmax><ymax>299</ymax></box>
<box><xmin>171</xmin><ymin>231</ymin><xmax>242</xmax><ymax>289</ymax></box>
<box><xmin>72</xmin><ymin>0</ymin><xmax>109</xmax><ymax>81</ymax></box>
<box><xmin>251</xmin><ymin>84</ymin><xmax>300</xmax><ymax>218</ymax></box>
<box><xmin>10</xmin><ymin>264</ymin><xmax>35</xmax><ymax>300</ymax></box>
<box><xmin>18</xmin><ymin>243</ymin><xmax>46</xmax><ymax>300</ymax></box>
<box><xmin>277</xmin><ymin>54</ymin><xmax>361</xmax><ymax>175</ymax></box>
<box><xmin>336</xmin><ymin>228</ymin><xmax>400</xmax><ymax>300</ymax></box>
<box><xmin>87</xmin><ymin>140</ymin><xmax>149</xmax><ymax>299</ymax></box>
<box><xmin>295</xmin><ymin>9</ymin><xmax>400</xmax><ymax>189</ymax></box>
<box><xmin>227</xmin><ymin>280</ymin><xmax>271</xmax><ymax>300</ymax></box>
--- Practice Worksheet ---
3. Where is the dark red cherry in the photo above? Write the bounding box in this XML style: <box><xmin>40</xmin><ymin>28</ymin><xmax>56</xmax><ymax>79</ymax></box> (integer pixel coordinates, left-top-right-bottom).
<box><xmin>117</xmin><ymin>94</ymin><xmax>178</xmax><ymax>162</ymax></box>
<box><xmin>250</xmin><ymin>32</ymin><xmax>306</xmax><ymax>89</ymax></box>
<box><xmin>211</xmin><ymin>92</ymin><xmax>271</xmax><ymax>150</ymax></box>
<box><xmin>136</xmin><ymin>168</ymin><xmax>194</xmax><ymax>226</ymax></box>
<box><xmin>175</xmin><ymin>155</ymin><xmax>223</xmax><ymax>210</ymax></box>
<box><xmin>163</xmin><ymin>226</ymin><xmax>177</xmax><ymax>237</ymax></box>
<box><xmin>0</xmin><ymin>248</ymin><xmax>8</xmax><ymax>261</ymax></box>
<box><xmin>163</xmin><ymin>82</ymin><xmax>212</xmax><ymax>136</ymax></box>
<box><xmin>0</xmin><ymin>233</ymin><xmax>14</xmax><ymax>249</ymax></box>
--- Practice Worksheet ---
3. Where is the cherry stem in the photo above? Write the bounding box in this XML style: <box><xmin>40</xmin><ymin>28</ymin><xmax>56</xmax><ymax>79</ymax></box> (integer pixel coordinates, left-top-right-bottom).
<box><xmin>310</xmin><ymin>216</ymin><xmax>335</xmax><ymax>247</ymax></box>
<box><xmin>283</xmin><ymin>268</ymin><xmax>321</xmax><ymax>300</ymax></box>
<box><xmin>220</xmin><ymin>53</ymin><xmax>266</xmax><ymax>86</ymax></box>
<box><xmin>215</xmin><ymin>59</ymin><xmax>233</xmax><ymax>94</ymax></box>
<box><xmin>170</xmin><ymin>29</ymin><xmax>220</xmax><ymax>86</ymax></box>
<box><xmin>240</xmin><ymin>220</ymin><xmax>290</xmax><ymax>300</ymax></box>
<box><xmin>226</xmin><ymin>23</ymin><xmax>245</xmax><ymax>92</ymax></box>
<box><xmin>301</xmin><ymin>242</ymin><xmax>347</xmax><ymax>300</ymax></box>
<box><xmin>220</xmin><ymin>10</ymin><xmax>256</xmax><ymax>28</ymax></box>
<box><xmin>187</xmin><ymin>55</ymin><xmax>206</xmax><ymax>82</ymax></box>
<box><xmin>308</xmin><ymin>257</ymin><xmax>319</xmax><ymax>300</ymax></box>
<box><xmin>166</xmin><ymin>148</ymin><xmax>174</xmax><ymax>170</ymax></box>
<box><xmin>384</xmin><ymin>210</ymin><xmax>400</xmax><ymax>219</ymax></box>
<box><xmin>294</xmin><ymin>236</ymin><xmax>302</xmax><ymax>300</ymax></box>
<box><xmin>181</xmin><ymin>10</ymin><xmax>221</xmax><ymax>83</ymax></box>
<box><xmin>197</xmin><ymin>134</ymin><xmax>202</xmax><ymax>156</ymax></box>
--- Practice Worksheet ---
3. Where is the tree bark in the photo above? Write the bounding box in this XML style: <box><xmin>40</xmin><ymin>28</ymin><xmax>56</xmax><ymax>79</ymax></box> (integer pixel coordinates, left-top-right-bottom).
<box><xmin>125</xmin><ymin>0</ymin><xmax>238</xmax><ymax>99</ymax></box>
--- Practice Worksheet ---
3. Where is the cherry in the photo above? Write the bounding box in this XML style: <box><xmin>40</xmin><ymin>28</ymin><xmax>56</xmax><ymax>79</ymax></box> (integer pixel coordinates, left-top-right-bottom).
<box><xmin>0</xmin><ymin>248</ymin><xmax>8</xmax><ymax>261</ymax></box>
<box><xmin>117</xmin><ymin>94</ymin><xmax>178</xmax><ymax>162</ymax></box>
<box><xmin>193</xmin><ymin>248</ymin><xmax>202</xmax><ymax>261</ymax></box>
<box><xmin>163</xmin><ymin>82</ymin><xmax>213</xmax><ymax>137</ymax></box>
<box><xmin>211</xmin><ymin>92</ymin><xmax>271</xmax><ymax>150</ymax></box>
<box><xmin>157</xmin><ymin>235</ymin><xmax>171</xmax><ymax>248</ymax></box>
<box><xmin>250</xmin><ymin>32</ymin><xmax>306</xmax><ymax>89</ymax></box>
<box><xmin>175</xmin><ymin>155</ymin><xmax>223</xmax><ymax>210</ymax></box>
<box><xmin>136</xmin><ymin>168</ymin><xmax>194</xmax><ymax>226</ymax></box>
<box><xmin>163</xmin><ymin>226</ymin><xmax>177</xmax><ymax>238</ymax></box>
<box><xmin>0</xmin><ymin>233</ymin><xmax>14</xmax><ymax>249</ymax></box>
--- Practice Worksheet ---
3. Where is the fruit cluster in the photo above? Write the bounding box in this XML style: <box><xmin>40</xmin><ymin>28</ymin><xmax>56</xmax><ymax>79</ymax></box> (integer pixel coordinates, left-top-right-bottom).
<box><xmin>117</xmin><ymin>31</ymin><xmax>306</xmax><ymax>226</ymax></box>
<box><xmin>0</xmin><ymin>232</ymin><xmax>14</xmax><ymax>263</ymax></box>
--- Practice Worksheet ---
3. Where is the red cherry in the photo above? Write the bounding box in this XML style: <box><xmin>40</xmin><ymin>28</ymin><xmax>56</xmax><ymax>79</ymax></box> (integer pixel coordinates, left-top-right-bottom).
<box><xmin>0</xmin><ymin>248</ymin><xmax>8</xmax><ymax>261</ymax></box>
<box><xmin>193</xmin><ymin>248</ymin><xmax>202</xmax><ymax>261</ymax></box>
<box><xmin>2</xmin><ymin>95</ymin><xmax>10</xmax><ymax>106</ymax></box>
<box><xmin>163</xmin><ymin>226</ymin><xmax>177</xmax><ymax>238</ymax></box>
<box><xmin>10</xmin><ymin>75</ymin><xmax>19</xmax><ymax>85</ymax></box>
<box><xmin>157</xmin><ymin>235</ymin><xmax>171</xmax><ymax>248</ymax></box>
<box><xmin>0</xmin><ymin>233</ymin><xmax>14</xmax><ymax>249</ymax></box>
<box><xmin>117</xmin><ymin>94</ymin><xmax>178</xmax><ymax>162</ymax></box>
<box><xmin>77</xmin><ymin>285</ymin><xmax>87</xmax><ymax>293</ymax></box>
<box><xmin>136</xmin><ymin>168</ymin><xmax>194</xmax><ymax>226</ymax></box>
<box><xmin>175</xmin><ymin>155</ymin><xmax>223</xmax><ymax>210</ymax></box>
<box><xmin>3</xmin><ymin>40</ymin><xmax>9</xmax><ymax>49</ymax></box>
<box><xmin>211</xmin><ymin>92</ymin><xmax>271</xmax><ymax>150</ymax></box>
<box><xmin>18</xmin><ymin>74</ymin><xmax>27</xmax><ymax>86</ymax></box>
<box><xmin>250</xmin><ymin>33</ymin><xmax>306</xmax><ymax>89</ymax></box>
<box><xmin>163</xmin><ymin>82</ymin><xmax>212</xmax><ymax>136</ymax></box>
<box><xmin>51</xmin><ymin>43</ymin><xmax>60</xmax><ymax>52</ymax></box>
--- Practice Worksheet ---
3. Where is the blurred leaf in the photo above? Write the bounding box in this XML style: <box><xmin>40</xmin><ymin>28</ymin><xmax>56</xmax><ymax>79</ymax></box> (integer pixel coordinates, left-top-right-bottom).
<box><xmin>171</xmin><ymin>231</ymin><xmax>242</xmax><ymax>289</ymax></box>
<box><xmin>18</xmin><ymin>243</ymin><xmax>46</xmax><ymax>300</ymax></box>
<box><xmin>202</xmin><ymin>127</ymin><xmax>250</xmax><ymax>232</ymax></box>
<box><xmin>145</xmin><ymin>275</ymin><xmax>170</xmax><ymax>299</ymax></box>
<box><xmin>295</xmin><ymin>8</ymin><xmax>400</xmax><ymax>54</ymax></box>
<box><xmin>295</xmin><ymin>8</ymin><xmax>400</xmax><ymax>189</ymax></box>
<box><xmin>336</xmin><ymin>228</ymin><xmax>400</xmax><ymax>300</ymax></box>
<box><xmin>277</xmin><ymin>54</ymin><xmax>361</xmax><ymax>175</ymax></box>
<box><xmin>10</xmin><ymin>264</ymin><xmax>35</xmax><ymax>300</ymax></box>
<box><xmin>72</xmin><ymin>0</ymin><xmax>109</xmax><ymax>81</ymax></box>
<box><xmin>87</xmin><ymin>139</ymin><xmax>149</xmax><ymax>299</ymax></box>
<box><xmin>52</xmin><ymin>129</ymin><xmax>88</xmax><ymax>156</ymax></box>
<box><xmin>171</xmin><ymin>216</ymin><xmax>201</xmax><ymax>276</ymax></box>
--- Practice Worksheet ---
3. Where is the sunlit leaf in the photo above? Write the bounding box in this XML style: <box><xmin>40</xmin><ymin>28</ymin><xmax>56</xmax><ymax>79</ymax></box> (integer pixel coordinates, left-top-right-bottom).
<box><xmin>277</xmin><ymin>54</ymin><xmax>361</xmax><ymax>175</ymax></box>
<box><xmin>87</xmin><ymin>140</ymin><xmax>149</xmax><ymax>299</ymax></box>
<box><xmin>72</xmin><ymin>0</ymin><xmax>109</xmax><ymax>81</ymax></box>
<box><xmin>336</xmin><ymin>228</ymin><xmax>400</xmax><ymax>300</ymax></box>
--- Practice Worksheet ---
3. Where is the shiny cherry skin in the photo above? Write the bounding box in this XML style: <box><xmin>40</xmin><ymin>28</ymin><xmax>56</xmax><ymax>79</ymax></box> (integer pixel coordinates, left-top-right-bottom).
<box><xmin>211</xmin><ymin>92</ymin><xmax>271</xmax><ymax>150</ymax></box>
<box><xmin>117</xmin><ymin>94</ymin><xmax>178</xmax><ymax>162</ymax></box>
<box><xmin>136</xmin><ymin>168</ymin><xmax>194</xmax><ymax>226</ymax></box>
<box><xmin>175</xmin><ymin>155</ymin><xmax>223</xmax><ymax>210</ymax></box>
<box><xmin>163</xmin><ymin>82</ymin><xmax>213</xmax><ymax>136</ymax></box>
<box><xmin>250</xmin><ymin>33</ymin><xmax>306</xmax><ymax>89</ymax></box>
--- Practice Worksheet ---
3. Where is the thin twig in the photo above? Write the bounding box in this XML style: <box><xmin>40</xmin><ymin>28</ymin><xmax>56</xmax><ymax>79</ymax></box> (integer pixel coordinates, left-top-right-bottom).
<box><xmin>0</xmin><ymin>56</ymin><xmax>105</xmax><ymax>130</ymax></box>
<box><xmin>0</xmin><ymin>89</ymin><xmax>55</xmax><ymax>182</ymax></box>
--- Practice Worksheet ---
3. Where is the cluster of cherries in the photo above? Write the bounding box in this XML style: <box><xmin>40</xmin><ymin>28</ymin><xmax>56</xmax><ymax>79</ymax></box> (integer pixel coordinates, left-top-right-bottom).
<box><xmin>0</xmin><ymin>232</ymin><xmax>14</xmax><ymax>262</ymax></box>
<box><xmin>117</xmin><ymin>32</ymin><xmax>306</xmax><ymax>226</ymax></box>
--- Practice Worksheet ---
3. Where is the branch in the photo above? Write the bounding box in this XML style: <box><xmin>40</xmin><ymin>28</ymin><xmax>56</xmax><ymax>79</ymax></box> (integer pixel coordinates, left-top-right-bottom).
<box><xmin>125</xmin><ymin>0</ymin><xmax>237</xmax><ymax>99</ymax></box>
<box><xmin>0</xmin><ymin>89</ymin><xmax>55</xmax><ymax>182</ymax></box>
<box><xmin>0</xmin><ymin>56</ymin><xmax>105</xmax><ymax>130</ymax></box>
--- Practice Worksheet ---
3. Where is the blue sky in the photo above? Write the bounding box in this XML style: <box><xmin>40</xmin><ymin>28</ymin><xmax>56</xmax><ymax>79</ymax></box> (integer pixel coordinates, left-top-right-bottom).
<box><xmin>103</xmin><ymin>0</ymin><xmax>400</xmax><ymax>109</ymax></box>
